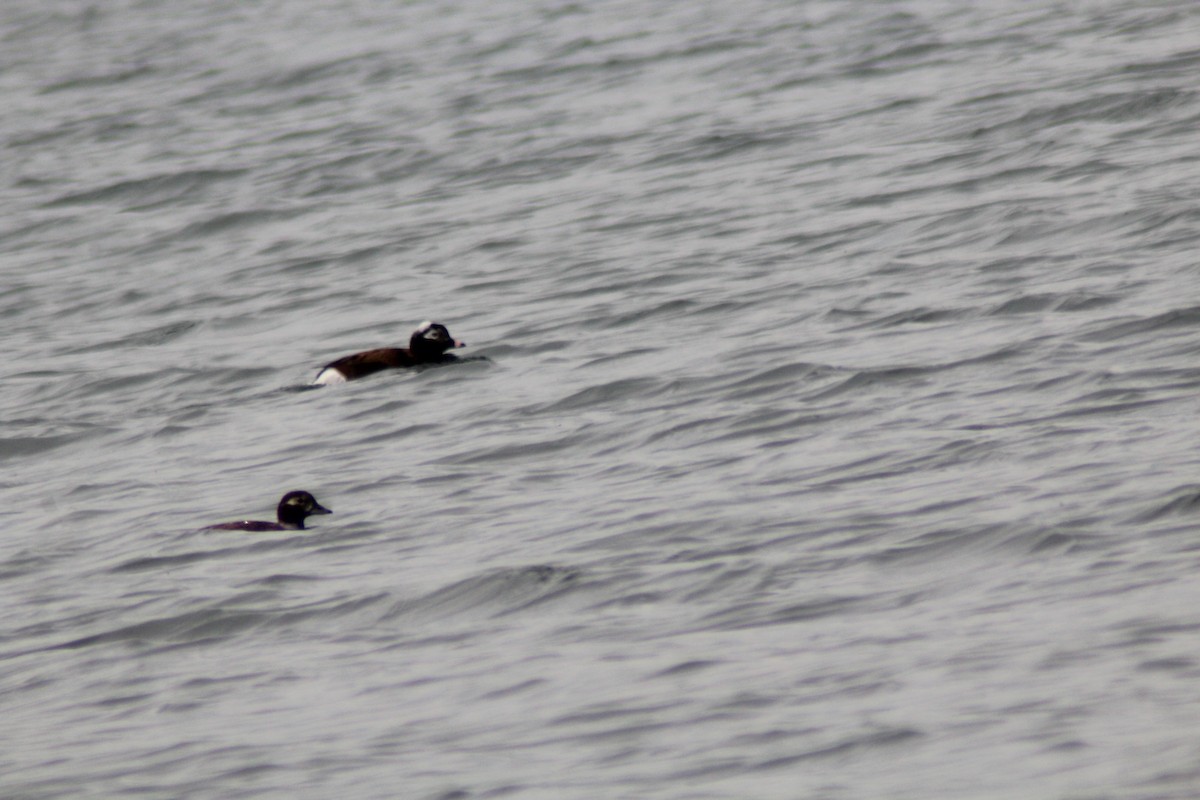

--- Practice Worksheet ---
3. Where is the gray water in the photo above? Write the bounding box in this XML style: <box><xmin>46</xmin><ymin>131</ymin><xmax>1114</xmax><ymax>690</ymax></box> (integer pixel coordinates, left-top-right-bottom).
<box><xmin>4</xmin><ymin>0</ymin><xmax>1200</xmax><ymax>797</ymax></box>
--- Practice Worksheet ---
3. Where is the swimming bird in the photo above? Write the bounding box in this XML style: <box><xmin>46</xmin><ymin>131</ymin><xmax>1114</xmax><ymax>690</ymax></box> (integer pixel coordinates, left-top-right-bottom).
<box><xmin>206</xmin><ymin>490</ymin><xmax>332</xmax><ymax>531</ymax></box>
<box><xmin>313</xmin><ymin>321</ymin><xmax>466</xmax><ymax>384</ymax></box>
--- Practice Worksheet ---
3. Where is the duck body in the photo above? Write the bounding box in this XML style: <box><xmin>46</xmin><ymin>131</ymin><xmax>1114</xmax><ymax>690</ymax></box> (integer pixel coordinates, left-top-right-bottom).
<box><xmin>207</xmin><ymin>490</ymin><xmax>332</xmax><ymax>531</ymax></box>
<box><xmin>313</xmin><ymin>321</ymin><xmax>465</xmax><ymax>385</ymax></box>
<box><xmin>212</xmin><ymin>519</ymin><xmax>296</xmax><ymax>532</ymax></box>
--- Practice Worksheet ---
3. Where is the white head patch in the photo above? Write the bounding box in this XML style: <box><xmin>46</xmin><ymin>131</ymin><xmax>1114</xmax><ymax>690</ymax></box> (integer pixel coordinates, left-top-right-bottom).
<box><xmin>417</xmin><ymin>320</ymin><xmax>447</xmax><ymax>340</ymax></box>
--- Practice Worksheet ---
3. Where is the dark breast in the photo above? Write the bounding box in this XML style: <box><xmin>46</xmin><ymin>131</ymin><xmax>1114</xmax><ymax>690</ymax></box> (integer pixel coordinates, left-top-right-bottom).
<box><xmin>324</xmin><ymin>348</ymin><xmax>416</xmax><ymax>380</ymax></box>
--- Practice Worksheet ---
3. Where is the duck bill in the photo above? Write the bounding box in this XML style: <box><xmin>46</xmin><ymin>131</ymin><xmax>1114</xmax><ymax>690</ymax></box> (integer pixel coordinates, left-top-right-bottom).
<box><xmin>312</xmin><ymin>503</ymin><xmax>332</xmax><ymax>515</ymax></box>
<box><xmin>453</xmin><ymin>340</ymin><xmax>465</xmax><ymax>348</ymax></box>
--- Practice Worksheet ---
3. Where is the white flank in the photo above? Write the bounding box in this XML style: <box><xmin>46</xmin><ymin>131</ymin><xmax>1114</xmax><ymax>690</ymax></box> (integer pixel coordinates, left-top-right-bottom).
<box><xmin>312</xmin><ymin>368</ymin><xmax>347</xmax><ymax>385</ymax></box>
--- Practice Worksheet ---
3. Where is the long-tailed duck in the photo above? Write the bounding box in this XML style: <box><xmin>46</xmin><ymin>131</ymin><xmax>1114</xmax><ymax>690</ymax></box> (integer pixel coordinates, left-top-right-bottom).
<box><xmin>206</xmin><ymin>490</ymin><xmax>332</xmax><ymax>531</ymax></box>
<box><xmin>313</xmin><ymin>321</ymin><xmax>465</xmax><ymax>384</ymax></box>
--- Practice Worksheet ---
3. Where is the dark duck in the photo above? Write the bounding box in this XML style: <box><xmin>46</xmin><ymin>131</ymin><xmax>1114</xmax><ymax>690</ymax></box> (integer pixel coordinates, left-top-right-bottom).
<box><xmin>206</xmin><ymin>490</ymin><xmax>332</xmax><ymax>531</ymax></box>
<box><xmin>313</xmin><ymin>321</ymin><xmax>465</xmax><ymax>384</ymax></box>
